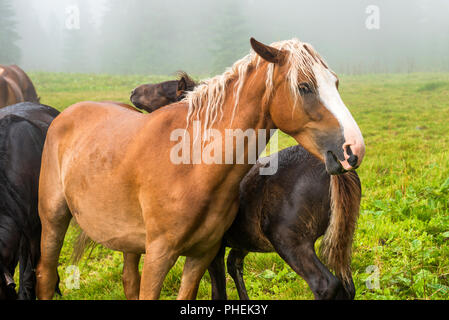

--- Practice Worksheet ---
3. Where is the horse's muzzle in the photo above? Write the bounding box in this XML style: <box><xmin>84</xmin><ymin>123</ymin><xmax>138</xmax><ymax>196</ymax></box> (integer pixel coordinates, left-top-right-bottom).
<box><xmin>339</xmin><ymin>141</ymin><xmax>365</xmax><ymax>171</ymax></box>
<box><xmin>325</xmin><ymin>151</ymin><xmax>347</xmax><ymax>175</ymax></box>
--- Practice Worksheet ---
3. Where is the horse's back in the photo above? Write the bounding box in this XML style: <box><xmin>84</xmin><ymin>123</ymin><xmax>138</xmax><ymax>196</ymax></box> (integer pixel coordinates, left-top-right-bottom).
<box><xmin>0</xmin><ymin>102</ymin><xmax>59</xmax><ymax>134</ymax></box>
<box><xmin>0</xmin><ymin>103</ymin><xmax>59</xmax><ymax>189</ymax></box>
<box><xmin>0</xmin><ymin>102</ymin><xmax>59</xmax><ymax>120</ymax></box>
<box><xmin>239</xmin><ymin>145</ymin><xmax>330</xmax><ymax>211</ymax></box>
<box><xmin>47</xmin><ymin>101</ymin><xmax>145</xmax><ymax>144</ymax></box>
<box><xmin>225</xmin><ymin>145</ymin><xmax>332</xmax><ymax>251</ymax></box>
<box><xmin>0</xmin><ymin>114</ymin><xmax>47</xmax><ymax>184</ymax></box>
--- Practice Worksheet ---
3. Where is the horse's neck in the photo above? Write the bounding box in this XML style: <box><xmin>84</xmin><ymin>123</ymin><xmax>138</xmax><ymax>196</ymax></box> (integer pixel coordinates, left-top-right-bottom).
<box><xmin>215</xmin><ymin>73</ymin><xmax>275</xmax><ymax>134</ymax></box>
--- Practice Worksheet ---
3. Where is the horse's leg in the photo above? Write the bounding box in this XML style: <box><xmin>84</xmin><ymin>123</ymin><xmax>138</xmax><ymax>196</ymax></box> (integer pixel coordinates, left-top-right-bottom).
<box><xmin>177</xmin><ymin>244</ymin><xmax>221</xmax><ymax>300</ymax></box>
<box><xmin>270</xmin><ymin>236</ymin><xmax>345</xmax><ymax>300</ymax></box>
<box><xmin>227</xmin><ymin>249</ymin><xmax>250</xmax><ymax>300</ymax></box>
<box><xmin>338</xmin><ymin>274</ymin><xmax>356</xmax><ymax>300</ymax></box>
<box><xmin>18</xmin><ymin>223</ymin><xmax>43</xmax><ymax>300</ymax></box>
<box><xmin>17</xmin><ymin>237</ymin><xmax>38</xmax><ymax>300</ymax></box>
<box><xmin>139</xmin><ymin>240</ymin><xmax>179</xmax><ymax>300</ymax></box>
<box><xmin>122</xmin><ymin>253</ymin><xmax>141</xmax><ymax>300</ymax></box>
<box><xmin>208</xmin><ymin>243</ymin><xmax>227</xmax><ymax>300</ymax></box>
<box><xmin>35</xmin><ymin>195</ymin><xmax>71</xmax><ymax>300</ymax></box>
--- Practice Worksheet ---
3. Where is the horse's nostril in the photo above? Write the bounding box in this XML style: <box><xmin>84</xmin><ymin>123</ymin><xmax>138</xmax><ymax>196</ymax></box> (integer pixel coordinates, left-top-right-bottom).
<box><xmin>348</xmin><ymin>155</ymin><xmax>358</xmax><ymax>167</ymax></box>
<box><xmin>346</xmin><ymin>146</ymin><xmax>358</xmax><ymax>167</ymax></box>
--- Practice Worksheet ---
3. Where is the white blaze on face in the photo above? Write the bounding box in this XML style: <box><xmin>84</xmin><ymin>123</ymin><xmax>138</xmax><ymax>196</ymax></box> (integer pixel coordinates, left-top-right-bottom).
<box><xmin>312</xmin><ymin>63</ymin><xmax>365</xmax><ymax>168</ymax></box>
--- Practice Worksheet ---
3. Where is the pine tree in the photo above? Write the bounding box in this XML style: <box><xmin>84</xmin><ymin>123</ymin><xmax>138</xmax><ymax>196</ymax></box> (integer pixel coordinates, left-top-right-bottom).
<box><xmin>0</xmin><ymin>0</ymin><xmax>21</xmax><ymax>64</ymax></box>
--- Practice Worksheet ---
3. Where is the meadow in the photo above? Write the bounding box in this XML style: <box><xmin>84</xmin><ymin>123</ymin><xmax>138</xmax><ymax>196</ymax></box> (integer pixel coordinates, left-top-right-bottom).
<box><xmin>27</xmin><ymin>71</ymin><xmax>449</xmax><ymax>300</ymax></box>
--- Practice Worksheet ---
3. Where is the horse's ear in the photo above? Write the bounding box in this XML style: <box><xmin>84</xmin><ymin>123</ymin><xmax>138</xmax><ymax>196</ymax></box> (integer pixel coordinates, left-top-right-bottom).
<box><xmin>178</xmin><ymin>77</ymin><xmax>188</xmax><ymax>92</ymax></box>
<box><xmin>250</xmin><ymin>37</ymin><xmax>286</xmax><ymax>64</ymax></box>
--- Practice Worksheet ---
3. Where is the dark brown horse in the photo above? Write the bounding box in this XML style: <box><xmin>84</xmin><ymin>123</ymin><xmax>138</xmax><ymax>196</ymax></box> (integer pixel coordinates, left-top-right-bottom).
<box><xmin>130</xmin><ymin>72</ymin><xmax>196</xmax><ymax>113</ymax></box>
<box><xmin>0</xmin><ymin>65</ymin><xmax>40</xmax><ymax>109</ymax></box>
<box><xmin>37</xmin><ymin>38</ymin><xmax>365</xmax><ymax>300</ymax></box>
<box><xmin>208</xmin><ymin>145</ymin><xmax>361</xmax><ymax>300</ymax></box>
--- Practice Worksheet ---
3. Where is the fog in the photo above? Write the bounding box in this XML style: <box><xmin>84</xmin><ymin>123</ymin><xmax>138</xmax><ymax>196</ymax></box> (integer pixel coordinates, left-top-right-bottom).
<box><xmin>2</xmin><ymin>0</ymin><xmax>449</xmax><ymax>75</ymax></box>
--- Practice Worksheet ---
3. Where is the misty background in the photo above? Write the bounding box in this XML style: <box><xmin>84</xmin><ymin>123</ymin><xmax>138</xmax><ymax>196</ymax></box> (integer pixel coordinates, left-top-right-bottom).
<box><xmin>1</xmin><ymin>0</ymin><xmax>448</xmax><ymax>76</ymax></box>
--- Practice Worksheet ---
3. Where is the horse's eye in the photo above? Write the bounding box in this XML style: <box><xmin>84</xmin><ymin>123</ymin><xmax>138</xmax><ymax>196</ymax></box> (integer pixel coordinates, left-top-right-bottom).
<box><xmin>298</xmin><ymin>83</ymin><xmax>313</xmax><ymax>96</ymax></box>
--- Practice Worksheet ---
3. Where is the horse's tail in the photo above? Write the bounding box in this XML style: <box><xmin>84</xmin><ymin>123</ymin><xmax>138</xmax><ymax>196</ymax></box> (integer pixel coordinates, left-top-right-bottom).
<box><xmin>70</xmin><ymin>224</ymin><xmax>97</xmax><ymax>264</ymax></box>
<box><xmin>320</xmin><ymin>171</ymin><xmax>361</xmax><ymax>288</ymax></box>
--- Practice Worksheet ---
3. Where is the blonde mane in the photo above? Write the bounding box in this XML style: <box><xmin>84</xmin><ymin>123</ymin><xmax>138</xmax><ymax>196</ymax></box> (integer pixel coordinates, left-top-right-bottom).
<box><xmin>184</xmin><ymin>38</ymin><xmax>329</xmax><ymax>132</ymax></box>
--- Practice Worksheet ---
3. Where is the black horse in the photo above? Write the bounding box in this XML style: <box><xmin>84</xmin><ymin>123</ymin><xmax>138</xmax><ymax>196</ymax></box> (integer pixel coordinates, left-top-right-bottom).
<box><xmin>208</xmin><ymin>145</ymin><xmax>362</xmax><ymax>300</ymax></box>
<box><xmin>0</xmin><ymin>102</ymin><xmax>59</xmax><ymax>300</ymax></box>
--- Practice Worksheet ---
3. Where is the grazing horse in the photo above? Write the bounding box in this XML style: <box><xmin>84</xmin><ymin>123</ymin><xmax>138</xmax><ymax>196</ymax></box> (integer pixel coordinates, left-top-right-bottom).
<box><xmin>0</xmin><ymin>103</ymin><xmax>60</xmax><ymax>300</ymax></box>
<box><xmin>208</xmin><ymin>145</ymin><xmax>361</xmax><ymax>300</ymax></box>
<box><xmin>36</xmin><ymin>38</ymin><xmax>365</xmax><ymax>300</ymax></box>
<box><xmin>130</xmin><ymin>72</ymin><xmax>196</xmax><ymax>113</ymax></box>
<box><xmin>0</xmin><ymin>65</ymin><xmax>40</xmax><ymax>109</ymax></box>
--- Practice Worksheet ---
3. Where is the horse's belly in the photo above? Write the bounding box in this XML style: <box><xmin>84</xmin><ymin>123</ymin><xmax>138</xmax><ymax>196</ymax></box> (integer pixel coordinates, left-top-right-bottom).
<box><xmin>73</xmin><ymin>207</ymin><xmax>146</xmax><ymax>253</ymax></box>
<box><xmin>64</xmin><ymin>178</ymin><xmax>147</xmax><ymax>253</ymax></box>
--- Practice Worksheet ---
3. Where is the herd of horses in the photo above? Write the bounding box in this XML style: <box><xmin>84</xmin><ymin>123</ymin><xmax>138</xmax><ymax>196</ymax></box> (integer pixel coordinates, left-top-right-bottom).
<box><xmin>0</xmin><ymin>38</ymin><xmax>364</xmax><ymax>300</ymax></box>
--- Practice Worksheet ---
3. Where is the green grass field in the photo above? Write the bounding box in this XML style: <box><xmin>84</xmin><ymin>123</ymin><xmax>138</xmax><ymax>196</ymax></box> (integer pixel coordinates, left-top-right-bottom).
<box><xmin>26</xmin><ymin>71</ymin><xmax>449</xmax><ymax>300</ymax></box>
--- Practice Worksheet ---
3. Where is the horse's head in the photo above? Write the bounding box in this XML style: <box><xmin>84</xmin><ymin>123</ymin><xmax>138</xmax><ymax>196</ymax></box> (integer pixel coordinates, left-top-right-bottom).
<box><xmin>130</xmin><ymin>80</ymin><xmax>178</xmax><ymax>113</ymax></box>
<box><xmin>130</xmin><ymin>73</ymin><xmax>196</xmax><ymax>113</ymax></box>
<box><xmin>251</xmin><ymin>38</ymin><xmax>365</xmax><ymax>175</ymax></box>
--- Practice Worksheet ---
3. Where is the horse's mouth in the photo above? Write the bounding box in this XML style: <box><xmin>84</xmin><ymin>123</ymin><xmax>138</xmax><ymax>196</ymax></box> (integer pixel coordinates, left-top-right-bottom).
<box><xmin>325</xmin><ymin>151</ymin><xmax>348</xmax><ymax>175</ymax></box>
<box><xmin>131</xmin><ymin>99</ymin><xmax>147</xmax><ymax>110</ymax></box>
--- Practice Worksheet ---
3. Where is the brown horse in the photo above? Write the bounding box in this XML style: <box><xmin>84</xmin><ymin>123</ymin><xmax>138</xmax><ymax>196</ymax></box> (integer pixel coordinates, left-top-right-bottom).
<box><xmin>130</xmin><ymin>72</ymin><xmax>196</xmax><ymax>113</ymax></box>
<box><xmin>0</xmin><ymin>65</ymin><xmax>40</xmax><ymax>109</ymax></box>
<box><xmin>109</xmin><ymin>77</ymin><xmax>360</xmax><ymax>300</ymax></box>
<box><xmin>36</xmin><ymin>38</ymin><xmax>365</xmax><ymax>300</ymax></box>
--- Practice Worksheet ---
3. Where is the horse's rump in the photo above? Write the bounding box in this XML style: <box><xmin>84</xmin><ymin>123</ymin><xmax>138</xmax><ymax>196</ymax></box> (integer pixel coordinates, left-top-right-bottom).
<box><xmin>42</xmin><ymin>102</ymin><xmax>167</xmax><ymax>252</ymax></box>
<box><xmin>8</xmin><ymin>65</ymin><xmax>40</xmax><ymax>103</ymax></box>
<box><xmin>0</xmin><ymin>65</ymin><xmax>39</xmax><ymax>108</ymax></box>
<box><xmin>0</xmin><ymin>77</ymin><xmax>7</xmax><ymax>106</ymax></box>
